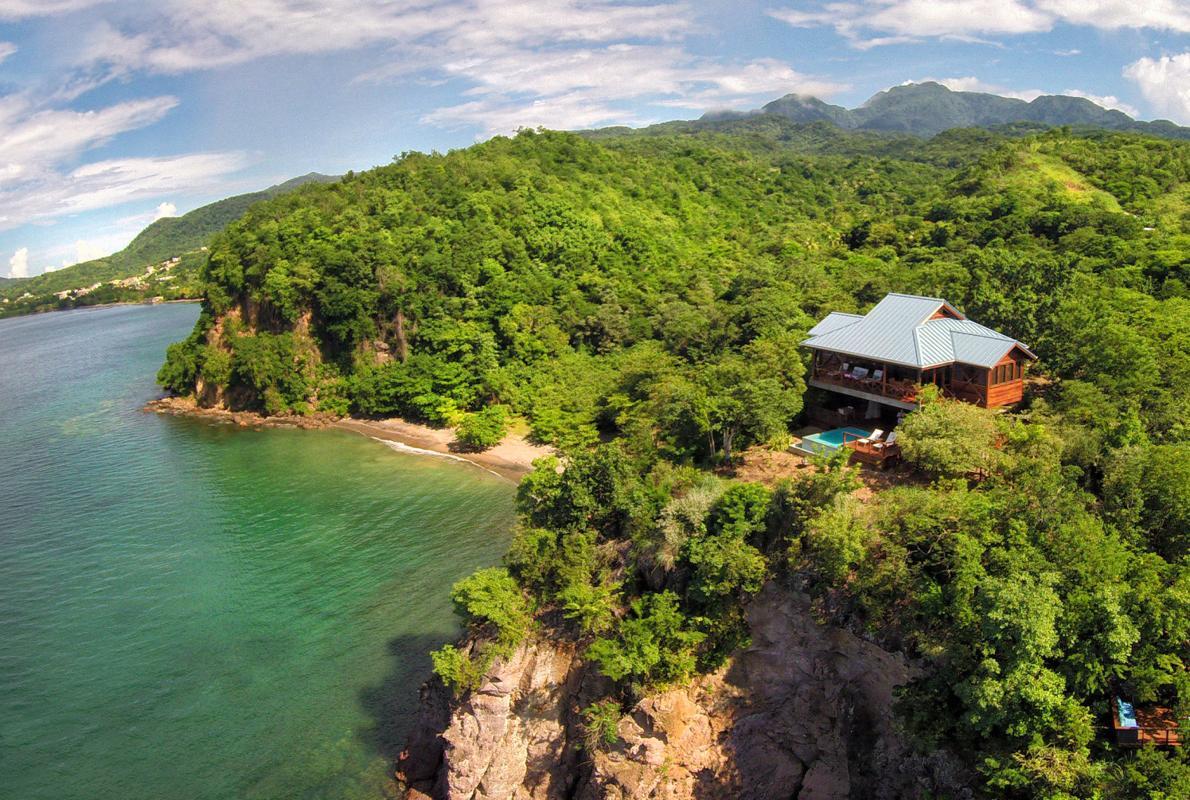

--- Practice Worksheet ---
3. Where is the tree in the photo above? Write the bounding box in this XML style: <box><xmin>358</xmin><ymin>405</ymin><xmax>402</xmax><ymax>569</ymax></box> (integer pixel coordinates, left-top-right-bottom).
<box><xmin>898</xmin><ymin>390</ymin><xmax>1003</xmax><ymax>478</ymax></box>
<box><xmin>586</xmin><ymin>592</ymin><xmax>705</xmax><ymax>686</ymax></box>
<box><xmin>456</xmin><ymin>404</ymin><xmax>510</xmax><ymax>451</ymax></box>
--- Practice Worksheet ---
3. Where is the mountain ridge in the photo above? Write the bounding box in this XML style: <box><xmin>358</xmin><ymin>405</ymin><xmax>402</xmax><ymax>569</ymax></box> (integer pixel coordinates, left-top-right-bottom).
<box><xmin>704</xmin><ymin>81</ymin><xmax>1190</xmax><ymax>140</ymax></box>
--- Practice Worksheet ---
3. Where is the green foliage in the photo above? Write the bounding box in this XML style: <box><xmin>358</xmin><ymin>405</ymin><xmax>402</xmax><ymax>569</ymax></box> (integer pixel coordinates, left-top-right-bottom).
<box><xmin>581</xmin><ymin>700</ymin><xmax>623</xmax><ymax>751</ymax></box>
<box><xmin>146</xmin><ymin>122</ymin><xmax>1190</xmax><ymax>798</ymax></box>
<box><xmin>456</xmin><ymin>405</ymin><xmax>510</xmax><ymax>451</ymax></box>
<box><xmin>898</xmin><ymin>392</ymin><xmax>1003</xmax><ymax>478</ymax></box>
<box><xmin>450</xmin><ymin>567</ymin><xmax>534</xmax><ymax>653</ymax></box>
<box><xmin>586</xmin><ymin>592</ymin><xmax>705</xmax><ymax>687</ymax></box>
<box><xmin>430</xmin><ymin>643</ymin><xmax>490</xmax><ymax>695</ymax></box>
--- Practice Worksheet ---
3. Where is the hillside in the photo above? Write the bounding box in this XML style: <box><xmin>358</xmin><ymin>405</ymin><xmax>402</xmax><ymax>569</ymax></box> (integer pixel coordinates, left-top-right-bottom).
<box><xmin>0</xmin><ymin>173</ymin><xmax>337</xmax><ymax>317</ymax></box>
<box><xmin>157</xmin><ymin>126</ymin><xmax>1188</xmax><ymax>798</ymax></box>
<box><xmin>707</xmin><ymin>82</ymin><xmax>1190</xmax><ymax>140</ymax></box>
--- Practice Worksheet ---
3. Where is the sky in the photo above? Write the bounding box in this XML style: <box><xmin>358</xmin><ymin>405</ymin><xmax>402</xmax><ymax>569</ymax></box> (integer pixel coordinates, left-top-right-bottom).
<box><xmin>1</xmin><ymin>1</ymin><xmax>1188</xmax><ymax>278</ymax></box>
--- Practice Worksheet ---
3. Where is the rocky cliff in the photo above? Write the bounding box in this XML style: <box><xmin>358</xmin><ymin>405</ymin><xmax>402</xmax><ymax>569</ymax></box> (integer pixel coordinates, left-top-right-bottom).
<box><xmin>397</xmin><ymin>584</ymin><xmax>971</xmax><ymax>800</ymax></box>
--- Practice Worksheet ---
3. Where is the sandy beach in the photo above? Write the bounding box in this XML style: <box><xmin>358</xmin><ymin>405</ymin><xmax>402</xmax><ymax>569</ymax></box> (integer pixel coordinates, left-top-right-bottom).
<box><xmin>334</xmin><ymin>417</ymin><xmax>553</xmax><ymax>481</ymax></box>
<box><xmin>145</xmin><ymin>396</ymin><xmax>552</xmax><ymax>482</ymax></box>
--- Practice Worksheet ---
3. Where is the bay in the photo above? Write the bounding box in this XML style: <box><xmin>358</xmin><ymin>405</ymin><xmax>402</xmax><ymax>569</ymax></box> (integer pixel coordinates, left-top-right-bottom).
<box><xmin>0</xmin><ymin>304</ymin><xmax>515</xmax><ymax>800</ymax></box>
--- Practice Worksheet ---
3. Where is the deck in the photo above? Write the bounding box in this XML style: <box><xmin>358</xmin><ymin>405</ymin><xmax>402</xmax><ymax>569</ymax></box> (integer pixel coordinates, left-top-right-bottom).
<box><xmin>808</xmin><ymin>369</ymin><xmax>918</xmax><ymax>411</ymax></box>
<box><xmin>841</xmin><ymin>431</ymin><xmax>902</xmax><ymax>468</ymax></box>
<box><xmin>1112</xmin><ymin>702</ymin><xmax>1182</xmax><ymax>747</ymax></box>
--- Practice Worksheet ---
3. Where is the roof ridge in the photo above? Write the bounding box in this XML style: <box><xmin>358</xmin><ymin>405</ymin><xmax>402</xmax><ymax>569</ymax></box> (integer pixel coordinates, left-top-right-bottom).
<box><xmin>886</xmin><ymin>291</ymin><xmax>946</xmax><ymax>302</ymax></box>
<box><xmin>946</xmin><ymin>326</ymin><xmax>1013</xmax><ymax>342</ymax></box>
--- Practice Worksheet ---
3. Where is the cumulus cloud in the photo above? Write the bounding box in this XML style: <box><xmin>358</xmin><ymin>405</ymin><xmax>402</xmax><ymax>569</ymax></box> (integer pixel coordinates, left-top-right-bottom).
<box><xmin>1124</xmin><ymin>53</ymin><xmax>1190</xmax><ymax>124</ymax></box>
<box><xmin>7</xmin><ymin>246</ymin><xmax>27</xmax><ymax>278</ymax></box>
<box><xmin>770</xmin><ymin>0</ymin><xmax>1190</xmax><ymax>48</ymax></box>
<box><xmin>1061</xmin><ymin>89</ymin><xmax>1139</xmax><ymax>118</ymax></box>
<box><xmin>153</xmin><ymin>201</ymin><xmax>177</xmax><ymax>220</ymax></box>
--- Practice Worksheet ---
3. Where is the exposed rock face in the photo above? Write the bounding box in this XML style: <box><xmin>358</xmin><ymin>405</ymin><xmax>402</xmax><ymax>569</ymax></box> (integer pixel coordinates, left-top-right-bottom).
<box><xmin>399</xmin><ymin>640</ymin><xmax>591</xmax><ymax>800</ymax></box>
<box><xmin>400</xmin><ymin>584</ymin><xmax>970</xmax><ymax>800</ymax></box>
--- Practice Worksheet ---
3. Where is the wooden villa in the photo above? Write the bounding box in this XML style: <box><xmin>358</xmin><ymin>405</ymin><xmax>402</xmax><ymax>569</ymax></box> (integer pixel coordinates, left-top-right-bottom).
<box><xmin>792</xmin><ymin>294</ymin><xmax>1036</xmax><ymax>467</ymax></box>
<box><xmin>802</xmin><ymin>293</ymin><xmax>1036</xmax><ymax>422</ymax></box>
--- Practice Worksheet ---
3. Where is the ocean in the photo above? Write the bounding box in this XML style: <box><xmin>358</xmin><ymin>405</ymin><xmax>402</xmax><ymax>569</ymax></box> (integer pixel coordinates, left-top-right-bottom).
<box><xmin>0</xmin><ymin>304</ymin><xmax>515</xmax><ymax>799</ymax></box>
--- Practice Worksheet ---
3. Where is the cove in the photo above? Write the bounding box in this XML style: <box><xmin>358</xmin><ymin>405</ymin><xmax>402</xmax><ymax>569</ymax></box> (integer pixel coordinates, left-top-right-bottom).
<box><xmin>0</xmin><ymin>304</ymin><xmax>515</xmax><ymax>800</ymax></box>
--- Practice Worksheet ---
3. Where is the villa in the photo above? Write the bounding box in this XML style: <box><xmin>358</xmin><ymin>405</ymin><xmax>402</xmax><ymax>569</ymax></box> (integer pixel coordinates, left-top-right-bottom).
<box><xmin>794</xmin><ymin>293</ymin><xmax>1036</xmax><ymax>464</ymax></box>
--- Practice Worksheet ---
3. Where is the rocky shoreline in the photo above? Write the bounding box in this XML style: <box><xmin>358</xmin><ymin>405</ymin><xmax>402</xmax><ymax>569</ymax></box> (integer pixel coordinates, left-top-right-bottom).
<box><xmin>396</xmin><ymin>584</ymin><xmax>972</xmax><ymax>800</ymax></box>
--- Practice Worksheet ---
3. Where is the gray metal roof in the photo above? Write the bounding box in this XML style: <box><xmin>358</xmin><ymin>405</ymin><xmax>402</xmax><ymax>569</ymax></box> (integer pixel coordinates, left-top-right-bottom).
<box><xmin>802</xmin><ymin>293</ymin><xmax>1036</xmax><ymax>369</ymax></box>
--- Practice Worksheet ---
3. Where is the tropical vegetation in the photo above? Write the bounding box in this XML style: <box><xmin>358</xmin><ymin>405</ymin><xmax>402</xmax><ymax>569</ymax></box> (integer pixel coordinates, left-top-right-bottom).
<box><xmin>157</xmin><ymin>120</ymin><xmax>1188</xmax><ymax>797</ymax></box>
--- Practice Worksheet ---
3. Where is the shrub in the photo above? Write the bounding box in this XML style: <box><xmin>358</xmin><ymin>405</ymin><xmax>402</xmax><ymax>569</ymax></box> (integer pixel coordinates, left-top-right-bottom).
<box><xmin>450</xmin><ymin>567</ymin><xmax>534</xmax><ymax>653</ymax></box>
<box><xmin>581</xmin><ymin>700</ymin><xmax>622</xmax><ymax>750</ymax></box>
<box><xmin>586</xmin><ymin>591</ymin><xmax>704</xmax><ymax>686</ymax></box>
<box><xmin>456</xmin><ymin>405</ymin><xmax>511</xmax><ymax>451</ymax></box>
<box><xmin>430</xmin><ymin>643</ymin><xmax>490</xmax><ymax>695</ymax></box>
<box><xmin>898</xmin><ymin>392</ymin><xmax>1003</xmax><ymax>479</ymax></box>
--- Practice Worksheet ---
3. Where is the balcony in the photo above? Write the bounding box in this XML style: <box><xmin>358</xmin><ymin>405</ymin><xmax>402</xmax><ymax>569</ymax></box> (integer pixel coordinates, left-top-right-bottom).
<box><xmin>809</xmin><ymin>365</ymin><xmax>920</xmax><ymax>409</ymax></box>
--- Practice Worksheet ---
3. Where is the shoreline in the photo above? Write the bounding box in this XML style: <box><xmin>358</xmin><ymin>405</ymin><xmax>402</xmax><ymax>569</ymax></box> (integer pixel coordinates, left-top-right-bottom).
<box><xmin>0</xmin><ymin>298</ymin><xmax>201</xmax><ymax>321</ymax></box>
<box><xmin>144</xmin><ymin>396</ymin><xmax>551</xmax><ymax>482</ymax></box>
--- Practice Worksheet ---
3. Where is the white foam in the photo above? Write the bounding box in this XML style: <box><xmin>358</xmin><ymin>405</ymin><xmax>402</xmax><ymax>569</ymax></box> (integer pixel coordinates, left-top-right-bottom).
<box><xmin>370</xmin><ymin>437</ymin><xmax>507</xmax><ymax>480</ymax></box>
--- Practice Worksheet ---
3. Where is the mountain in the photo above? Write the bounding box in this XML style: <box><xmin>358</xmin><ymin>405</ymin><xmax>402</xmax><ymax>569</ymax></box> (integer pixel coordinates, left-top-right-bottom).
<box><xmin>706</xmin><ymin>82</ymin><xmax>1190</xmax><ymax>140</ymax></box>
<box><xmin>2</xmin><ymin>172</ymin><xmax>338</xmax><ymax>301</ymax></box>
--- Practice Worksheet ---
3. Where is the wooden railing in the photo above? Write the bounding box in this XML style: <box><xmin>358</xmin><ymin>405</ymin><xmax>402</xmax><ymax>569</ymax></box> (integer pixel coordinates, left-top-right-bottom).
<box><xmin>811</xmin><ymin>367</ymin><xmax>919</xmax><ymax>403</ymax></box>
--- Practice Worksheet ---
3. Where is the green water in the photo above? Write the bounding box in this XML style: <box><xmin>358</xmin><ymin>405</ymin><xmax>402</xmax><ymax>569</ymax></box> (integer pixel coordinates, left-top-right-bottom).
<box><xmin>0</xmin><ymin>305</ymin><xmax>516</xmax><ymax>800</ymax></box>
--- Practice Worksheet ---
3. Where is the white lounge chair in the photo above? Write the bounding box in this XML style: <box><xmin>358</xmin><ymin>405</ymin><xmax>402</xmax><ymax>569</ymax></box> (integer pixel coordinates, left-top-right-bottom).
<box><xmin>858</xmin><ymin>428</ymin><xmax>884</xmax><ymax>445</ymax></box>
<box><xmin>874</xmin><ymin>431</ymin><xmax>898</xmax><ymax>450</ymax></box>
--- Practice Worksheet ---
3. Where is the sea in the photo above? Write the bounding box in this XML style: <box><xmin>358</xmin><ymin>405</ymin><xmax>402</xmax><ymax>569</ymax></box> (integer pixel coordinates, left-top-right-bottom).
<box><xmin>0</xmin><ymin>304</ymin><xmax>516</xmax><ymax>800</ymax></box>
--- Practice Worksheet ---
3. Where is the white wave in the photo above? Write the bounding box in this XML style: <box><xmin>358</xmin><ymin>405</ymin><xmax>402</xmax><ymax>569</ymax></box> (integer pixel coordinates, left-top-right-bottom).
<box><xmin>370</xmin><ymin>437</ymin><xmax>507</xmax><ymax>480</ymax></box>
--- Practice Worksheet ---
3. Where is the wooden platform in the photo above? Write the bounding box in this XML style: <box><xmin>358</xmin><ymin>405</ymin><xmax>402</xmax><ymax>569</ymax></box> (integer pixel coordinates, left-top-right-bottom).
<box><xmin>1112</xmin><ymin>702</ymin><xmax>1182</xmax><ymax>747</ymax></box>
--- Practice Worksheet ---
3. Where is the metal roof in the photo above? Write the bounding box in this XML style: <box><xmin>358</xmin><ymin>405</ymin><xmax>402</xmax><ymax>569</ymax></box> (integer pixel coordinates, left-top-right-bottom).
<box><xmin>802</xmin><ymin>293</ymin><xmax>1036</xmax><ymax>369</ymax></box>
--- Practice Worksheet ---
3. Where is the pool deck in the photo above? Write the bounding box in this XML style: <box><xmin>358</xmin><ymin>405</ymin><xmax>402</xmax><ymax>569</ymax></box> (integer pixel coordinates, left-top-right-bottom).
<box><xmin>790</xmin><ymin>425</ymin><xmax>902</xmax><ymax>467</ymax></box>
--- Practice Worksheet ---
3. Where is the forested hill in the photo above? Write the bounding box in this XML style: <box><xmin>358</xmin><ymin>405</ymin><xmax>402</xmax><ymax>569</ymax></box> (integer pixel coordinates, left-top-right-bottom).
<box><xmin>160</xmin><ymin>125</ymin><xmax>1188</xmax><ymax>797</ymax></box>
<box><xmin>701</xmin><ymin>82</ymin><xmax>1190</xmax><ymax>140</ymax></box>
<box><xmin>1</xmin><ymin>172</ymin><xmax>337</xmax><ymax>306</ymax></box>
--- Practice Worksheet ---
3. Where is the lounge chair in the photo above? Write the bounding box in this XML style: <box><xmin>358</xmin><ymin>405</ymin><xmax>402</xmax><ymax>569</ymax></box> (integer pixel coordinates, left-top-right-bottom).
<box><xmin>849</xmin><ymin>366</ymin><xmax>869</xmax><ymax>380</ymax></box>
<box><xmin>858</xmin><ymin>428</ymin><xmax>884</xmax><ymax>445</ymax></box>
<box><xmin>874</xmin><ymin>431</ymin><xmax>898</xmax><ymax>450</ymax></box>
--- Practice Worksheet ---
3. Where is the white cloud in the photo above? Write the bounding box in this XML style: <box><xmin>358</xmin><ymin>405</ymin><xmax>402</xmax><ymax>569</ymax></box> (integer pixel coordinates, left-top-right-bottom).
<box><xmin>61</xmin><ymin>1</ymin><xmax>840</xmax><ymax>135</ymax></box>
<box><xmin>7</xmin><ymin>246</ymin><xmax>27</xmax><ymax>278</ymax></box>
<box><xmin>1061</xmin><ymin>89</ymin><xmax>1139</xmax><ymax>118</ymax></box>
<box><xmin>1035</xmin><ymin>1</ymin><xmax>1190</xmax><ymax>33</ymax></box>
<box><xmin>1124</xmin><ymin>53</ymin><xmax>1190</xmax><ymax>124</ymax></box>
<box><xmin>919</xmin><ymin>76</ymin><xmax>1044</xmax><ymax>101</ymax></box>
<box><xmin>0</xmin><ymin>95</ymin><xmax>179</xmax><ymax>186</ymax></box>
<box><xmin>422</xmin><ymin>46</ymin><xmax>846</xmax><ymax>133</ymax></box>
<box><xmin>0</xmin><ymin>87</ymin><xmax>246</xmax><ymax>233</ymax></box>
<box><xmin>770</xmin><ymin>0</ymin><xmax>1190</xmax><ymax>48</ymax></box>
<box><xmin>0</xmin><ymin>0</ymin><xmax>101</xmax><ymax>18</ymax></box>
<box><xmin>0</xmin><ymin>41</ymin><xmax>15</xmax><ymax>63</ymax></box>
<box><xmin>154</xmin><ymin>201</ymin><xmax>177</xmax><ymax>220</ymax></box>
<box><xmin>0</xmin><ymin>147</ymin><xmax>248</xmax><ymax>232</ymax></box>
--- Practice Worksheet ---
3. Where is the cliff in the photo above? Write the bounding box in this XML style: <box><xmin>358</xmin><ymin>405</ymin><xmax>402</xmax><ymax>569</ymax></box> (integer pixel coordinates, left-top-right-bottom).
<box><xmin>398</xmin><ymin>584</ymin><xmax>971</xmax><ymax>800</ymax></box>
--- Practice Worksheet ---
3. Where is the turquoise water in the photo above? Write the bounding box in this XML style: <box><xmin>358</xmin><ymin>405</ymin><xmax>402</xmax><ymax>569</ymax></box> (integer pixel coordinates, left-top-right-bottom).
<box><xmin>0</xmin><ymin>305</ymin><xmax>516</xmax><ymax>800</ymax></box>
<box><xmin>802</xmin><ymin>426</ymin><xmax>873</xmax><ymax>451</ymax></box>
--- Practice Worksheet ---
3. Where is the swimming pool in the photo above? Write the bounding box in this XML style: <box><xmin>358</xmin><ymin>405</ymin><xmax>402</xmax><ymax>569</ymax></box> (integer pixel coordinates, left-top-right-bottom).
<box><xmin>797</xmin><ymin>426</ymin><xmax>873</xmax><ymax>455</ymax></box>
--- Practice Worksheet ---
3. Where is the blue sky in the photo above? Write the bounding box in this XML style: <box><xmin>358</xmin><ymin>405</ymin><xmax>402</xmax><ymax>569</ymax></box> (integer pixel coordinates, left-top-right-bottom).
<box><xmin>2</xmin><ymin>0</ymin><xmax>1188</xmax><ymax>277</ymax></box>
